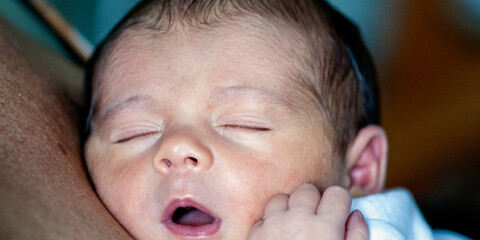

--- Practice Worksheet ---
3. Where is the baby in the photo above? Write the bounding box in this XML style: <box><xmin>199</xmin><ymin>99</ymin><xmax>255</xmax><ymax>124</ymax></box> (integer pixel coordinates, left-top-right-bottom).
<box><xmin>83</xmin><ymin>0</ymin><xmax>459</xmax><ymax>239</ymax></box>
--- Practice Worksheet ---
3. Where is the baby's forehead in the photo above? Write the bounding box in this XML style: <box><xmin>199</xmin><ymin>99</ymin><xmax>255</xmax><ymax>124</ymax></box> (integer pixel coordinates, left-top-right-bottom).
<box><xmin>92</xmin><ymin>27</ymin><xmax>326</xmax><ymax>129</ymax></box>
<box><xmin>99</xmin><ymin>23</ymin><xmax>319</xmax><ymax>99</ymax></box>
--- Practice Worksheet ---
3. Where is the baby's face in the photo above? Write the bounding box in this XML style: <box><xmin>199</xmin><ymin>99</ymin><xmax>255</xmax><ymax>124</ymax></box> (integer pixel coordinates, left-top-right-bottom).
<box><xmin>85</xmin><ymin>26</ymin><xmax>346</xmax><ymax>239</ymax></box>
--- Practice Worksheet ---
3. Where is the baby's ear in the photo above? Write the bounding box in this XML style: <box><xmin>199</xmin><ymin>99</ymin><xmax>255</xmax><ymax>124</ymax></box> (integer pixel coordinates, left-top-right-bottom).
<box><xmin>345</xmin><ymin>125</ymin><xmax>388</xmax><ymax>197</ymax></box>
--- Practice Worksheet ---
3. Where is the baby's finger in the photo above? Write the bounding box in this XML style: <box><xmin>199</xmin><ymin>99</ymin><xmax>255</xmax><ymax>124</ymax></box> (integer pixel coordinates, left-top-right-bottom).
<box><xmin>248</xmin><ymin>218</ymin><xmax>265</xmax><ymax>240</ymax></box>
<box><xmin>288</xmin><ymin>183</ymin><xmax>321</xmax><ymax>213</ymax></box>
<box><xmin>263</xmin><ymin>193</ymin><xmax>289</xmax><ymax>219</ymax></box>
<box><xmin>316</xmin><ymin>186</ymin><xmax>351</xmax><ymax>222</ymax></box>
<box><xmin>345</xmin><ymin>210</ymin><xmax>369</xmax><ymax>240</ymax></box>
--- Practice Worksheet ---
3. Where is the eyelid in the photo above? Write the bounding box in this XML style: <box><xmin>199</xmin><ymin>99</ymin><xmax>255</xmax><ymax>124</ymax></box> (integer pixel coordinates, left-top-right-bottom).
<box><xmin>114</xmin><ymin>130</ymin><xmax>160</xmax><ymax>143</ymax></box>
<box><xmin>217</xmin><ymin>117</ymin><xmax>273</xmax><ymax>131</ymax></box>
<box><xmin>110</xmin><ymin>124</ymin><xmax>162</xmax><ymax>143</ymax></box>
<box><xmin>221</xmin><ymin>124</ymin><xmax>271</xmax><ymax>131</ymax></box>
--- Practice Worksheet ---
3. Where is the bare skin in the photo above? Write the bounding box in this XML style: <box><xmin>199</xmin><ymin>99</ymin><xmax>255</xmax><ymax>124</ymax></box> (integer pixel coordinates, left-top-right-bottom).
<box><xmin>0</xmin><ymin>17</ymin><xmax>371</xmax><ymax>239</ymax></box>
<box><xmin>0</xmin><ymin>18</ymin><xmax>132</xmax><ymax>240</ymax></box>
<box><xmin>249</xmin><ymin>184</ymin><xmax>368</xmax><ymax>240</ymax></box>
<box><xmin>86</xmin><ymin>24</ymin><xmax>373</xmax><ymax>239</ymax></box>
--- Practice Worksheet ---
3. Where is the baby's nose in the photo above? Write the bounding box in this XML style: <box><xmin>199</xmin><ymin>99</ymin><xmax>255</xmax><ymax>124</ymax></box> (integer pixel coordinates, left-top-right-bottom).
<box><xmin>153</xmin><ymin>131</ymin><xmax>213</xmax><ymax>174</ymax></box>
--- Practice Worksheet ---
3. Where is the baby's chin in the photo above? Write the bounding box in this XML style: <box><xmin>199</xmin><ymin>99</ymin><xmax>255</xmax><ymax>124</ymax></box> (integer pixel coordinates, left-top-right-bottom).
<box><xmin>126</xmin><ymin>218</ymin><xmax>253</xmax><ymax>240</ymax></box>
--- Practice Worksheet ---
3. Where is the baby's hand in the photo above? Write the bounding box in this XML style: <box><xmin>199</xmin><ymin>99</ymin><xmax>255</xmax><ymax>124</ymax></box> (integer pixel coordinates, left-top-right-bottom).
<box><xmin>248</xmin><ymin>184</ymin><xmax>368</xmax><ymax>240</ymax></box>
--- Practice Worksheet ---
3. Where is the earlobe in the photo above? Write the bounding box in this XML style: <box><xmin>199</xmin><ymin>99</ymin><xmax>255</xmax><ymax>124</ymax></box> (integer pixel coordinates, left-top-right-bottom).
<box><xmin>345</xmin><ymin>125</ymin><xmax>388</xmax><ymax>197</ymax></box>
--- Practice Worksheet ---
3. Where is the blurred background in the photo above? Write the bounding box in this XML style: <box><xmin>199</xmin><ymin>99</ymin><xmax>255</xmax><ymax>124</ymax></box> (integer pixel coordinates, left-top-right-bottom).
<box><xmin>1</xmin><ymin>0</ymin><xmax>479</xmax><ymax>238</ymax></box>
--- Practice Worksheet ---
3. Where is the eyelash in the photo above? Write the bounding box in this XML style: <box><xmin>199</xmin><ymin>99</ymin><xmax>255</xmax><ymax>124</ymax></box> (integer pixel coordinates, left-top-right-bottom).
<box><xmin>114</xmin><ymin>131</ymin><xmax>159</xmax><ymax>143</ymax></box>
<box><xmin>221</xmin><ymin>124</ymin><xmax>271</xmax><ymax>132</ymax></box>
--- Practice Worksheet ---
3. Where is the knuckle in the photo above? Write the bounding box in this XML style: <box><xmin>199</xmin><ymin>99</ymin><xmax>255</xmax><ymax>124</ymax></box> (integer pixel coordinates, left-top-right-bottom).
<box><xmin>271</xmin><ymin>193</ymin><xmax>289</xmax><ymax>201</ymax></box>
<box><xmin>318</xmin><ymin>213</ymin><xmax>345</xmax><ymax>226</ymax></box>
<box><xmin>265</xmin><ymin>193</ymin><xmax>288</xmax><ymax>207</ymax></box>
<box><xmin>296</xmin><ymin>183</ymin><xmax>318</xmax><ymax>193</ymax></box>
<box><xmin>324</xmin><ymin>185</ymin><xmax>350</xmax><ymax>199</ymax></box>
<box><xmin>292</xmin><ymin>184</ymin><xmax>320</xmax><ymax>201</ymax></box>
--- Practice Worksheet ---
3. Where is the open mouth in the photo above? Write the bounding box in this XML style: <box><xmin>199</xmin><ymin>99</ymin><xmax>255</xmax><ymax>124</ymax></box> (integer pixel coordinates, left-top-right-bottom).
<box><xmin>172</xmin><ymin>207</ymin><xmax>215</xmax><ymax>226</ymax></box>
<box><xmin>163</xmin><ymin>199</ymin><xmax>221</xmax><ymax>237</ymax></box>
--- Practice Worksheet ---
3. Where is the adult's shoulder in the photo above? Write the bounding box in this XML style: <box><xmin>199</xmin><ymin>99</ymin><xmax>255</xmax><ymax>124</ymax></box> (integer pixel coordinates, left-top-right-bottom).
<box><xmin>0</xmin><ymin>17</ymin><xmax>131</xmax><ymax>240</ymax></box>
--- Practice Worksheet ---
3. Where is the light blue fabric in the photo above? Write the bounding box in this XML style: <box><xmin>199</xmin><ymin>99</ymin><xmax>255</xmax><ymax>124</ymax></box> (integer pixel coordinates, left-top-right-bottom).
<box><xmin>351</xmin><ymin>188</ymin><xmax>470</xmax><ymax>240</ymax></box>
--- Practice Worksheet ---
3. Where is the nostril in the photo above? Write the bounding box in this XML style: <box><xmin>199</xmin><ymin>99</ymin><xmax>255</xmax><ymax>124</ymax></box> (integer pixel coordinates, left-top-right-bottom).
<box><xmin>162</xmin><ymin>159</ymin><xmax>172</xmax><ymax>167</ymax></box>
<box><xmin>186</xmin><ymin>157</ymin><xmax>198</xmax><ymax>166</ymax></box>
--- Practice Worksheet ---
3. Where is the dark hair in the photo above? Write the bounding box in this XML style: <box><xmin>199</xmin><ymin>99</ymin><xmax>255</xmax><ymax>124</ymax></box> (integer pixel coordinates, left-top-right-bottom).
<box><xmin>84</xmin><ymin>0</ymin><xmax>379</xmax><ymax>160</ymax></box>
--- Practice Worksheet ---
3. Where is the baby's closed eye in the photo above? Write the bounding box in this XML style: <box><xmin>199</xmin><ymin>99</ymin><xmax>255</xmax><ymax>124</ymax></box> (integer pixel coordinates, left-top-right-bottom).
<box><xmin>220</xmin><ymin>124</ymin><xmax>271</xmax><ymax>132</ymax></box>
<box><xmin>113</xmin><ymin>129</ymin><xmax>161</xmax><ymax>143</ymax></box>
<box><xmin>110</xmin><ymin>122</ymin><xmax>163</xmax><ymax>144</ymax></box>
<box><xmin>215</xmin><ymin>115</ymin><xmax>274</xmax><ymax>137</ymax></box>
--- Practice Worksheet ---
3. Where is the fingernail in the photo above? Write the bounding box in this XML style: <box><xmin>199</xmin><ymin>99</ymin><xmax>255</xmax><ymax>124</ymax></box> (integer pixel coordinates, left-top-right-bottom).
<box><xmin>353</xmin><ymin>209</ymin><xmax>365</xmax><ymax>221</ymax></box>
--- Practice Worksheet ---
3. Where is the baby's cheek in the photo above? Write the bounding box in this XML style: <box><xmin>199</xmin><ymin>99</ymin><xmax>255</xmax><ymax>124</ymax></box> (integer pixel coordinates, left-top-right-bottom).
<box><xmin>223</xmin><ymin>175</ymin><xmax>269</xmax><ymax>222</ymax></box>
<box><xmin>232</xmin><ymin>173</ymin><xmax>294</xmax><ymax>222</ymax></box>
<box><xmin>93</xmin><ymin>157</ymin><xmax>150</xmax><ymax>218</ymax></box>
<box><xmin>282</xmin><ymin>170</ymin><xmax>303</xmax><ymax>190</ymax></box>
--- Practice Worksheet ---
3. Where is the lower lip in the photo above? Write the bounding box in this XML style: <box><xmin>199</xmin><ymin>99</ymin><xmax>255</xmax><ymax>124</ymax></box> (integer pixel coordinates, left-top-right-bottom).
<box><xmin>163</xmin><ymin>218</ymin><xmax>221</xmax><ymax>237</ymax></box>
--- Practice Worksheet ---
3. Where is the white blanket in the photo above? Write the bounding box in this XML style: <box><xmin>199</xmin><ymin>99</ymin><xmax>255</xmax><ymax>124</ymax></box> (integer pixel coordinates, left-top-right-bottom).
<box><xmin>351</xmin><ymin>188</ymin><xmax>470</xmax><ymax>240</ymax></box>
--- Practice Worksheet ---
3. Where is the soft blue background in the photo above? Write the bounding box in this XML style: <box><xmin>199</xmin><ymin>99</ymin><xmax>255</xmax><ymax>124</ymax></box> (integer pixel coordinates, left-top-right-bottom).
<box><xmin>1</xmin><ymin>0</ymin><xmax>479</xmax><ymax>68</ymax></box>
<box><xmin>0</xmin><ymin>0</ymin><xmax>402</xmax><ymax>64</ymax></box>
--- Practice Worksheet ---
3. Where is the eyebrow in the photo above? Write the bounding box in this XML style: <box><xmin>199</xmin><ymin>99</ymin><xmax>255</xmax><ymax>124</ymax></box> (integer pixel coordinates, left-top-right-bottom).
<box><xmin>211</xmin><ymin>85</ymin><xmax>295</xmax><ymax>111</ymax></box>
<box><xmin>94</xmin><ymin>95</ymin><xmax>153</xmax><ymax>127</ymax></box>
<box><xmin>92</xmin><ymin>85</ymin><xmax>299</xmax><ymax>128</ymax></box>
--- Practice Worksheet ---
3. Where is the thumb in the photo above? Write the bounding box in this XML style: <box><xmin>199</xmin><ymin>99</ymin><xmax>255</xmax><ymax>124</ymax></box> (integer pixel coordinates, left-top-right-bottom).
<box><xmin>345</xmin><ymin>210</ymin><xmax>369</xmax><ymax>240</ymax></box>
